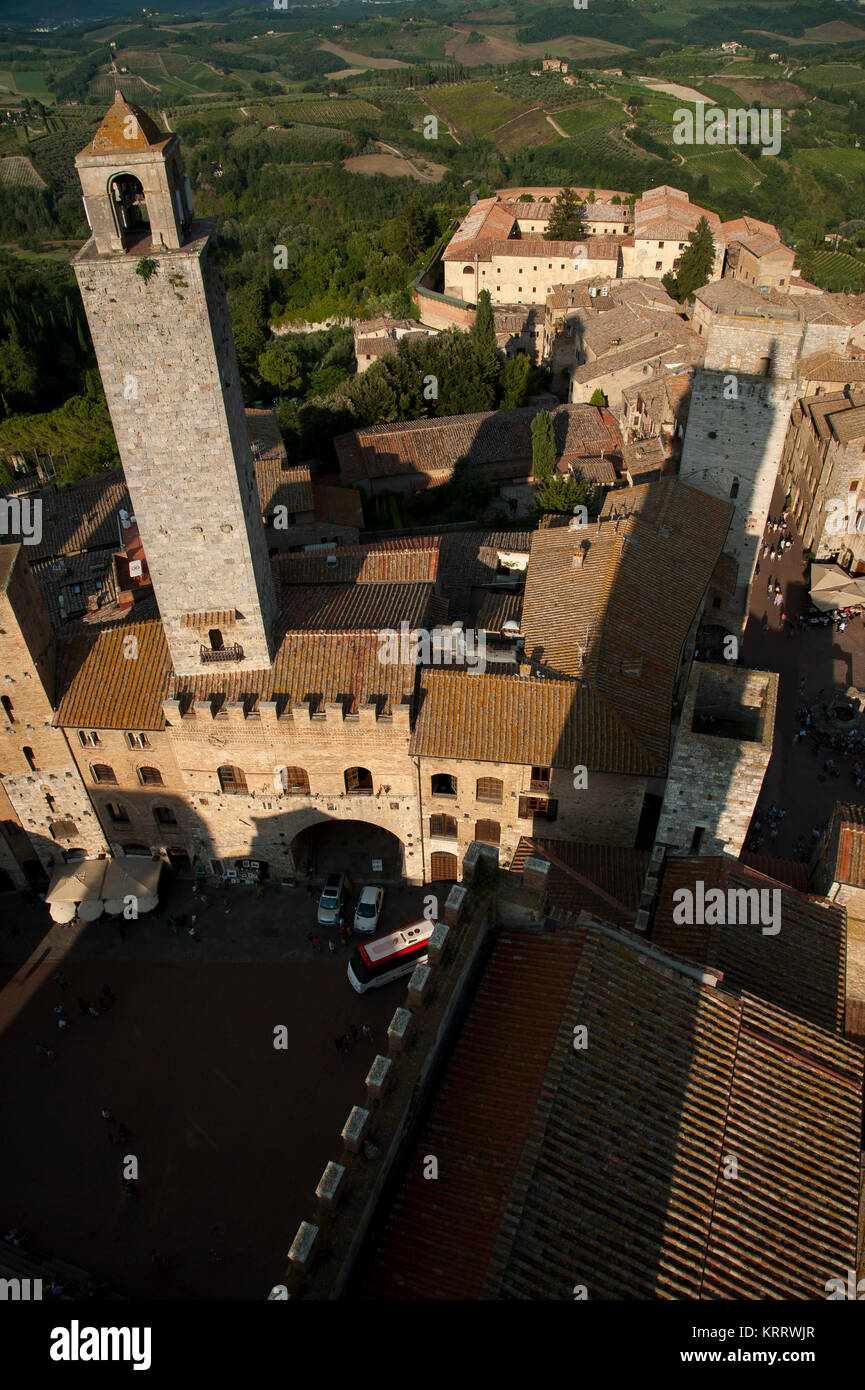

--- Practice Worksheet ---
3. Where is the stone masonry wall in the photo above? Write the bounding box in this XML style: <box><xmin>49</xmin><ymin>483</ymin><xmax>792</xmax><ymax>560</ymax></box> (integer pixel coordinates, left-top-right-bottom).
<box><xmin>73</xmin><ymin>228</ymin><xmax>277</xmax><ymax>675</ymax></box>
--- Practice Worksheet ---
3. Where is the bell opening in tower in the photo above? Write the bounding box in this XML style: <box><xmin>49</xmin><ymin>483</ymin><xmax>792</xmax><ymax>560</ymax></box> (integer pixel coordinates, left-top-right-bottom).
<box><xmin>108</xmin><ymin>172</ymin><xmax>150</xmax><ymax>244</ymax></box>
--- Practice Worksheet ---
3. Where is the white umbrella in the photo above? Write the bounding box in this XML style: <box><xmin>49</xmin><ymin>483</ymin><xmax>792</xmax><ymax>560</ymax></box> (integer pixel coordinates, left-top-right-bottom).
<box><xmin>77</xmin><ymin>899</ymin><xmax>104</xmax><ymax>922</ymax></box>
<box><xmin>49</xmin><ymin>900</ymin><xmax>77</xmax><ymax>925</ymax></box>
<box><xmin>135</xmin><ymin>895</ymin><xmax>159</xmax><ymax>914</ymax></box>
<box><xmin>103</xmin><ymin>898</ymin><xmax>127</xmax><ymax>916</ymax></box>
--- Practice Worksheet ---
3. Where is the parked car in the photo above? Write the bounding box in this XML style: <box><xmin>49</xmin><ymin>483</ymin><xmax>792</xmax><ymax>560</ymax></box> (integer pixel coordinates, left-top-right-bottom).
<box><xmin>317</xmin><ymin>871</ymin><xmax>349</xmax><ymax>927</ymax></box>
<box><xmin>353</xmin><ymin>885</ymin><xmax>384</xmax><ymax>934</ymax></box>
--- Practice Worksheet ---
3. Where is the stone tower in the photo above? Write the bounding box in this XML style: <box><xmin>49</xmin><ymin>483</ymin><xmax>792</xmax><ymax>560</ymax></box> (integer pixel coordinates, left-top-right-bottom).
<box><xmin>72</xmin><ymin>93</ymin><xmax>276</xmax><ymax>675</ymax></box>
<box><xmin>654</xmin><ymin>663</ymin><xmax>777</xmax><ymax>859</ymax></box>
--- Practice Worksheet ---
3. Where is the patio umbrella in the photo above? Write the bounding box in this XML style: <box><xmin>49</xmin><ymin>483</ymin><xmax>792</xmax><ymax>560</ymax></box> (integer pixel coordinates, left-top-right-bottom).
<box><xmin>45</xmin><ymin>858</ymin><xmax>107</xmax><ymax>905</ymax></box>
<box><xmin>810</xmin><ymin>563</ymin><xmax>865</xmax><ymax>612</ymax></box>
<box><xmin>77</xmin><ymin>898</ymin><xmax>104</xmax><ymax>922</ymax></box>
<box><xmin>49</xmin><ymin>900</ymin><xmax>77</xmax><ymax>925</ymax></box>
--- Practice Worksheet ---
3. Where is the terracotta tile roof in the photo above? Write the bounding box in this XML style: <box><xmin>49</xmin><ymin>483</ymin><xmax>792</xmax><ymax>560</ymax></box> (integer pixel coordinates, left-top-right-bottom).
<box><xmin>254</xmin><ymin>459</ymin><xmax>313</xmax><ymax>516</ymax></box>
<box><xmin>520</xmin><ymin>480</ymin><xmax>733</xmax><ymax>773</ymax></box>
<box><xmin>720</xmin><ymin>215</ymin><xmax>782</xmax><ymax>242</ymax></box>
<box><xmin>797</xmin><ymin>352</ymin><xmax>865</xmax><ymax>383</ymax></box>
<box><xmin>652</xmin><ymin>857</ymin><xmax>846</xmax><ymax>1032</ymax></box>
<box><xmin>170</xmin><ymin>631</ymin><xmax>415</xmax><ymax>717</ymax></box>
<box><xmin>509</xmin><ymin>835</ymin><xmax>648</xmax><ymax>928</ymax></box>
<box><xmin>444</xmin><ymin>198</ymin><xmax>517</xmax><ymax>255</ymax></box>
<box><xmin>361</xmin><ymin>923</ymin><xmax>863</xmax><ymax>1300</ymax></box>
<box><xmin>410</xmin><ymin>668</ymin><xmax>655</xmax><ymax>774</ymax></box>
<box><xmin>826</xmin><ymin>803</ymin><xmax>865</xmax><ymax>887</ymax></box>
<box><xmin>475</xmin><ymin>590</ymin><xmax>522</xmax><ymax>632</ymax></box>
<box><xmin>559</xmin><ymin>454</ymin><xmax>619</xmax><ymax>484</ymax></box>
<box><xmin>571</xmin><ymin>332</ymin><xmax>703</xmax><ymax>383</ymax></box>
<box><xmin>245</xmin><ymin>408</ymin><xmax>286</xmax><ymax>461</ymax></box>
<box><xmin>361</xmin><ymin>929</ymin><xmax>586</xmax><ymax>1299</ymax></box>
<box><xmin>436</xmin><ymin>531</ymin><xmax>532</xmax><ymax>616</ymax></box>
<box><xmin>276</xmin><ymin>580</ymin><xmax>431</xmax><ymax>633</ymax></box>
<box><xmin>354</xmin><ymin>333</ymin><xmax>429</xmax><ymax>358</ymax></box>
<box><xmin>32</xmin><ymin>552</ymin><xmax>118</xmax><ymax>629</ymax></box>
<box><xmin>27</xmin><ymin>471</ymin><xmax>130</xmax><ymax>562</ymax></box>
<box><xmin>55</xmin><ymin>620</ymin><xmax>172</xmax><ymax>731</ymax></box>
<box><xmin>273</xmin><ymin>545</ymin><xmax>438</xmax><ymax>586</ymax></box>
<box><xmin>79</xmin><ymin>92</ymin><xmax>167</xmax><ymax>156</ymax></box>
<box><xmin>621</xmin><ymin>436</ymin><xmax>665</xmax><ymax>475</ymax></box>
<box><xmin>738</xmin><ymin>853</ymin><xmax>808</xmax><ymax>891</ymax></box>
<box><xmin>334</xmin><ymin>406</ymin><xmax>621</xmax><ymax>486</ymax></box>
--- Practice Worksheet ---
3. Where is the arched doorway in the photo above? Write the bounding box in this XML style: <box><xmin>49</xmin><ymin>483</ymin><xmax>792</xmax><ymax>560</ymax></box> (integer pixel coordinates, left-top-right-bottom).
<box><xmin>108</xmin><ymin>172</ymin><xmax>150</xmax><ymax>239</ymax></box>
<box><xmin>290</xmin><ymin>818</ymin><xmax>405</xmax><ymax>885</ymax></box>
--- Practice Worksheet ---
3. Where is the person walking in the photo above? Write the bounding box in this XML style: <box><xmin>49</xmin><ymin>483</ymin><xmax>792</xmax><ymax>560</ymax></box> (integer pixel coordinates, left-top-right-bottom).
<box><xmin>361</xmin><ymin>1022</ymin><xmax>372</xmax><ymax>1041</ymax></box>
<box><xmin>88</xmin><ymin>1003</ymin><xmax>100</xmax><ymax>1017</ymax></box>
<box><xmin>100</xmin><ymin>1108</ymin><xmax>114</xmax><ymax>1122</ymax></box>
<box><xmin>327</xmin><ymin>938</ymin><xmax>336</xmax><ymax>954</ymax></box>
<box><xmin>54</xmin><ymin>970</ymin><xmax>67</xmax><ymax>989</ymax></box>
<box><xmin>350</xmin><ymin>1024</ymin><xmax>359</xmax><ymax>1045</ymax></box>
<box><xmin>35</xmin><ymin>1043</ymin><xmax>55</xmax><ymax>1061</ymax></box>
<box><xmin>312</xmin><ymin>935</ymin><xmax>322</xmax><ymax>951</ymax></box>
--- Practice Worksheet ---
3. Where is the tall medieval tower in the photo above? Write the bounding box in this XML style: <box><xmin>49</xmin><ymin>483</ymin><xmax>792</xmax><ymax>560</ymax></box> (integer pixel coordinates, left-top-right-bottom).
<box><xmin>72</xmin><ymin>92</ymin><xmax>276</xmax><ymax>675</ymax></box>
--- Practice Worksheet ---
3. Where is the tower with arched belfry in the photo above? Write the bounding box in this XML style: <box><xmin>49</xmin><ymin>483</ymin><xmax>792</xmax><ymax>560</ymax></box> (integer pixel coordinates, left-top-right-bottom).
<box><xmin>72</xmin><ymin>92</ymin><xmax>276</xmax><ymax>675</ymax></box>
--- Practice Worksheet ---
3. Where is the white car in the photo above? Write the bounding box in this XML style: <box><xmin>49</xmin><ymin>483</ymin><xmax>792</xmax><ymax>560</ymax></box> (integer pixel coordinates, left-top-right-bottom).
<box><xmin>353</xmin><ymin>885</ymin><xmax>384</xmax><ymax>934</ymax></box>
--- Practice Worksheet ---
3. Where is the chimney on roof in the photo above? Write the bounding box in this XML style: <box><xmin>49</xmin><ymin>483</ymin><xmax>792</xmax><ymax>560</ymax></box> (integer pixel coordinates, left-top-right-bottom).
<box><xmin>519</xmin><ymin>662</ymin><xmax>532</xmax><ymax>677</ymax></box>
<box><xmin>572</xmin><ymin>540</ymin><xmax>589</xmax><ymax>568</ymax></box>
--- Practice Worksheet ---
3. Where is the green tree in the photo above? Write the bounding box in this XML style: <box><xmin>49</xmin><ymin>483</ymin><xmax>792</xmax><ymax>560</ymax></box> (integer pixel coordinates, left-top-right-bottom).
<box><xmin>588</xmin><ymin>388</ymin><xmax>608</xmax><ymax>408</ymax></box>
<box><xmin>470</xmin><ymin>289</ymin><xmax>500</xmax><ymax>396</ymax></box>
<box><xmin>531</xmin><ymin>409</ymin><xmax>556</xmax><ymax>483</ymax></box>
<box><xmin>349</xmin><ymin>362</ymin><xmax>398</xmax><ymax>425</ymax></box>
<box><xmin>258</xmin><ymin>344</ymin><xmax>303</xmax><ymax>395</ymax></box>
<box><xmin>671</xmin><ymin>215</ymin><xmax>716</xmax><ymax>302</ymax></box>
<box><xmin>500</xmin><ymin>352</ymin><xmax>532</xmax><ymax>409</ymax></box>
<box><xmin>0</xmin><ymin>339</ymin><xmax>39</xmax><ymax>415</ymax></box>
<box><xmin>393</xmin><ymin>199</ymin><xmax>428</xmax><ymax>264</ymax></box>
<box><xmin>546</xmin><ymin>187</ymin><xmax>585</xmax><ymax>241</ymax></box>
<box><xmin>533</xmin><ymin>472</ymin><xmax>594</xmax><ymax>517</ymax></box>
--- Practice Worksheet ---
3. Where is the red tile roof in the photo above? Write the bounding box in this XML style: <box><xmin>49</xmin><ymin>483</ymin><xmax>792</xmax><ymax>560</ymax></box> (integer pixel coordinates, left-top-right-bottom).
<box><xmin>652</xmin><ymin>857</ymin><xmax>846</xmax><ymax>1032</ymax></box>
<box><xmin>509</xmin><ymin>836</ymin><xmax>648</xmax><ymax>928</ymax></box>
<box><xmin>361</xmin><ymin>923</ymin><xmax>863</xmax><ymax>1300</ymax></box>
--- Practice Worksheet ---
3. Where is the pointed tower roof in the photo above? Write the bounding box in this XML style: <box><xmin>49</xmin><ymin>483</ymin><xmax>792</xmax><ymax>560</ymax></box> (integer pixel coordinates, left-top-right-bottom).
<box><xmin>82</xmin><ymin>90</ymin><xmax>168</xmax><ymax>156</ymax></box>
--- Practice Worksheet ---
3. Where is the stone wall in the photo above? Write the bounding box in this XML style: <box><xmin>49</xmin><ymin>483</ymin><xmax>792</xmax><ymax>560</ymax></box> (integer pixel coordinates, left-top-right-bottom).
<box><xmin>73</xmin><ymin>227</ymin><xmax>277</xmax><ymax>675</ymax></box>
<box><xmin>655</xmin><ymin>663</ymin><xmax>777</xmax><ymax>857</ymax></box>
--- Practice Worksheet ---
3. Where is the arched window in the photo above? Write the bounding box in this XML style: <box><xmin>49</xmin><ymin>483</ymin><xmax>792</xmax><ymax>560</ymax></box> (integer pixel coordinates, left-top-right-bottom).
<box><xmin>108</xmin><ymin>172</ymin><xmax>149</xmax><ymax>238</ymax></box>
<box><xmin>218</xmin><ymin>765</ymin><xmax>247</xmax><ymax>795</ymax></box>
<box><xmin>431</xmin><ymin>773</ymin><xmax>457</xmax><ymax>796</ymax></box>
<box><xmin>137</xmin><ymin>766</ymin><xmax>163</xmax><ymax>787</ymax></box>
<box><xmin>284</xmin><ymin>767</ymin><xmax>310</xmax><ymax>796</ymax></box>
<box><xmin>344</xmin><ymin>766</ymin><xmax>373</xmax><ymax>795</ymax></box>
<box><xmin>91</xmin><ymin>764</ymin><xmax>117</xmax><ymax>785</ymax></box>
<box><xmin>475</xmin><ymin>819</ymin><xmax>501</xmax><ymax>845</ymax></box>
<box><xmin>22</xmin><ymin>746</ymin><xmax>37</xmax><ymax>771</ymax></box>
<box><xmin>476</xmin><ymin>777</ymin><xmax>503</xmax><ymax>803</ymax></box>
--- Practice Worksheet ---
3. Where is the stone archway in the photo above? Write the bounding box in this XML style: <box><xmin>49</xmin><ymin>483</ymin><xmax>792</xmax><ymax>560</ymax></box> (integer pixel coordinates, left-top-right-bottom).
<box><xmin>289</xmin><ymin>817</ymin><xmax>412</xmax><ymax>886</ymax></box>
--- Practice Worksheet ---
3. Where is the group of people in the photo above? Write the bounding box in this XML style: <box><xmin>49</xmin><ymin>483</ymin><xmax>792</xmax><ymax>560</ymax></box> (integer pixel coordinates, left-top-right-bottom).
<box><xmin>760</xmin><ymin>514</ymin><xmax>795</xmax><ymax>563</ymax></box>
<box><xmin>43</xmin><ymin>979</ymin><xmax>115</xmax><ymax>1047</ymax></box>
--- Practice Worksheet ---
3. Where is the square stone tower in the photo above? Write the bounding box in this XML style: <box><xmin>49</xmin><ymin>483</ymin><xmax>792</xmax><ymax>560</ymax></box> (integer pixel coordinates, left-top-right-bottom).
<box><xmin>654</xmin><ymin>663</ymin><xmax>778</xmax><ymax>858</ymax></box>
<box><xmin>72</xmin><ymin>93</ymin><xmax>276</xmax><ymax>675</ymax></box>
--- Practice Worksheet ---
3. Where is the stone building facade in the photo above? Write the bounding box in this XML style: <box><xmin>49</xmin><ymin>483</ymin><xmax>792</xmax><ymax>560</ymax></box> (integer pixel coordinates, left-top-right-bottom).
<box><xmin>777</xmin><ymin>390</ymin><xmax>865</xmax><ymax>571</ymax></box>
<box><xmin>655</xmin><ymin>664</ymin><xmax>778</xmax><ymax>858</ymax></box>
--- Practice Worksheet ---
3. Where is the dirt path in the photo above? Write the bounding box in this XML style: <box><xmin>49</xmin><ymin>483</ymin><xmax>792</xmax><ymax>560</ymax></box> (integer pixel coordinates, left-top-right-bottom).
<box><xmin>545</xmin><ymin>113</ymin><xmax>568</xmax><ymax>139</ymax></box>
<box><xmin>374</xmin><ymin>141</ymin><xmax>446</xmax><ymax>181</ymax></box>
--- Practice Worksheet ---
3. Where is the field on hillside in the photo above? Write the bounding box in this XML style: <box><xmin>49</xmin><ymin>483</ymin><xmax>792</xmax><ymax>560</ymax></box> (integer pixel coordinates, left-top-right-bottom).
<box><xmin>797</xmin><ymin>62</ymin><xmax>865</xmax><ymax>90</ymax></box>
<box><xmin>429</xmin><ymin>81</ymin><xmax>530</xmax><ymax>139</ymax></box>
<box><xmin>553</xmin><ymin>100</ymin><xmax>624</xmax><ymax>137</ymax></box>
<box><xmin>794</xmin><ymin>147</ymin><xmax>865</xmax><ymax>177</ymax></box>
<box><xmin>723</xmin><ymin>79</ymin><xmax>810</xmax><ymax>107</ymax></box>
<box><xmin>799</xmin><ymin>247</ymin><xmax>865</xmax><ymax>291</ymax></box>
<box><xmin>0</xmin><ymin>156</ymin><xmax>47</xmax><ymax>189</ymax></box>
<box><xmin>682</xmin><ymin>148</ymin><xmax>763</xmax><ymax>194</ymax></box>
<box><xmin>494</xmin><ymin>109</ymin><xmax>560</xmax><ymax>153</ymax></box>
